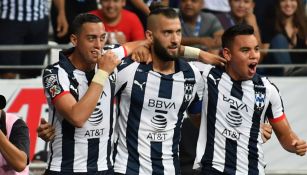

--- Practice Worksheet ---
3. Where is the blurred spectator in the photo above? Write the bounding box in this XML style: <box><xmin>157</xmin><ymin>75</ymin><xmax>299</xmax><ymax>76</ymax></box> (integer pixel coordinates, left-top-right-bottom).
<box><xmin>0</xmin><ymin>95</ymin><xmax>30</xmax><ymax>174</ymax></box>
<box><xmin>50</xmin><ymin>0</ymin><xmax>97</xmax><ymax>44</ymax></box>
<box><xmin>219</xmin><ymin>0</ymin><xmax>262</xmax><ymax>45</ymax></box>
<box><xmin>261</xmin><ymin>0</ymin><xmax>307</xmax><ymax>76</ymax></box>
<box><xmin>0</xmin><ymin>0</ymin><xmax>66</xmax><ymax>79</ymax></box>
<box><xmin>90</xmin><ymin>0</ymin><xmax>145</xmax><ymax>44</ymax></box>
<box><xmin>179</xmin><ymin>0</ymin><xmax>224</xmax><ymax>53</ymax></box>
<box><xmin>203</xmin><ymin>0</ymin><xmax>230</xmax><ymax>13</ymax></box>
<box><xmin>124</xmin><ymin>0</ymin><xmax>168</xmax><ymax>29</ymax></box>
<box><xmin>254</xmin><ymin>0</ymin><xmax>276</xmax><ymax>45</ymax></box>
<box><xmin>202</xmin><ymin>0</ymin><xmax>230</xmax><ymax>26</ymax></box>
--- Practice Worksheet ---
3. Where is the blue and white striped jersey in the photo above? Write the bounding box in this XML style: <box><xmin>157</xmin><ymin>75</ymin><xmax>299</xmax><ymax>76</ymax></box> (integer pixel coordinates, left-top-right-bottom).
<box><xmin>42</xmin><ymin>46</ymin><xmax>125</xmax><ymax>173</ymax></box>
<box><xmin>0</xmin><ymin>0</ymin><xmax>49</xmax><ymax>21</ymax></box>
<box><xmin>113</xmin><ymin>58</ymin><xmax>204</xmax><ymax>175</ymax></box>
<box><xmin>193</xmin><ymin>63</ymin><xmax>285</xmax><ymax>175</ymax></box>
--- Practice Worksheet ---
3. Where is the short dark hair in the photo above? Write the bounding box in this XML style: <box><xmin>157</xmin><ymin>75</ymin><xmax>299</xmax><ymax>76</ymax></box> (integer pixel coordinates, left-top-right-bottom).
<box><xmin>222</xmin><ymin>24</ymin><xmax>254</xmax><ymax>48</ymax></box>
<box><xmin>71</xmin><ymin>13</ymin><xmax>102</xmax><ymax>35</ymax></box>
<box><xmin>148</xmin><ymin>2</ymin><xmax>178</xmax><ymax>19</ymax></box>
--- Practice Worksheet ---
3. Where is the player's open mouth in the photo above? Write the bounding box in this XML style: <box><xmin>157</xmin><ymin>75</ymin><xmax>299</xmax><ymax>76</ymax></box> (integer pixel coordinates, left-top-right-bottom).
<box><xmin>248</xmin><ymin>62</ymin><xmax>257</xmax><ymax>73</ymax></box>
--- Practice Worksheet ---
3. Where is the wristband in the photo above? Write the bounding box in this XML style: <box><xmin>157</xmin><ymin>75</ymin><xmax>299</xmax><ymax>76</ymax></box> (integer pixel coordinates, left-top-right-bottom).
<box><xmin>184</xmin><ymin>46</ymin><xmax>201</xmax><ymax>59</ymax></box>
<box><xmin>92</xmin><ymin>69</ymin><xmax>109</xmax><ymax>86</ymax></box>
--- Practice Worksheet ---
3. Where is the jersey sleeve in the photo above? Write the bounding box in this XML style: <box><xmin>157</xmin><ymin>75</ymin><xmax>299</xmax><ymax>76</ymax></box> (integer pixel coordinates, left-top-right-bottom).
<box><xmin>114</xmin><ymin>57</ymin><xmax>137</xmax><ymax>94</ymax></box>
<box><xmin>42</xmin><ymin>67</ymin><xmax>70</xmax><ymax>103</ymax></box>
<box><xmin>265</xmin><ymin>83</ymin><xmax>286</xmax><ymax>123</ymax></box>
<box><xmin>187</xmin><ymin>62</ymin><xmax>205</xmax><ymax>114</ymax></box>
<box><xmin>9</xmin><ymin>119</ymin><xmax>30</xmax><ymax>164</ymax></box>
<box><xmin>104</xmin><ymin>44</ymin><xmax>127</xmax><ymax>59</ymax></box>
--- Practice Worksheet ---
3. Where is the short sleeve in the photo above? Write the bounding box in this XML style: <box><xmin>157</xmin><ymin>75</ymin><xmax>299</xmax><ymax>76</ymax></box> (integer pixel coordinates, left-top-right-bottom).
<box><xmin>266</xmin><ymin>83</ymin><xmax>285</xmax><ymax>123</ymax></box>
<box><xmin>42</xmin><ymin>67</ymin><xmax>70</xmax><ymax>103</ymax></box>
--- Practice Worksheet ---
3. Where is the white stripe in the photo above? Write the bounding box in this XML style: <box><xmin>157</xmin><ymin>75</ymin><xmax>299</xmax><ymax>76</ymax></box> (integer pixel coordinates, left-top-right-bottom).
<box><xmin>25</xmin><ymin>0</ymin><xmax>31</xmax><ymax>21</ymax></box>
<box><xmin>33</xmin><ymin>0</ymin><xmax>39</xmax><ymax>20</ymax></box>
<box><xmin>17</xmin><ymin>0</ymin><xmax>24</xmax><ymax>21</ymax></box>
<box><xmin>1</xmin><ymin>0</ymin><xmax>9</xmax><ymax>19</ymax></box>
<box><xmin>9</xmin><ymin>0</ymin><xmax>15</xmax><ymax>20</ymax></box>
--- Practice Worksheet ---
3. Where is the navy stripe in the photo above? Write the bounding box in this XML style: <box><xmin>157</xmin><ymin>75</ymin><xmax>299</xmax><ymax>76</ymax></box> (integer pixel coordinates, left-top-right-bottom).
<box><xmin>151</xmin><ymin>142</ymin><xmax>164</xmax><ymax>175</ymax></box>
<box><xmin>87</xmin><ymin>138</ymin><xmax>99</xmax><ymax>172</ymax></box>
<box><xmin>202</xmin><ymin>67</ymin><xmax>223</xmax><ymax>170</ymax></box>
<box><xmin>158</xmin><ymin>75</ymin><xmax>173</xmax><ymax>99</ymax></box>
<box><xmin>125</xmin><ymin>64</ymin><xmax>148</xmax><ymax>175</ymax></box>
<box><xmin>61</xmin><ymin>119</ymin><xmax>75</xmax><ymax>171</ymax></box>
<box><xmin>223</xmin><ymin>81</ymin><xmax>243</xmax><ymax>174</ymax></box>
<box><xmin>248</xmin><ymin>75</ymin><xmax>265</xmax><ymax>175</ymax></box>
<box><xmin>173</xmin><ymin>65</ymin><xmax>196</xmax><ymax>175</ymax></box>
<box><xmin>47</xmin><ymin>107</ymin><xmax>57</xmax><ymax>170</ymax></box>
<box><xmin>107</xmin><ymin>78</ymin><xmax>116</xmax><ymax>168</ymax></box>
<box><xmin>148</xmin><ymin>73</ymin><xmax>175</xmax><ymax>174</ymax></box>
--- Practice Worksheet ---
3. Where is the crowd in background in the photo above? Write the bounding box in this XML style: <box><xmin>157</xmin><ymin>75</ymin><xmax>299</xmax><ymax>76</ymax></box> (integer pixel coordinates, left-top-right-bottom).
<box><xmin>0</xmin><ymin>0</ymin><xmax>306</xmax><ymax>79</ymax></box>
<box><xmin>0</xmin><ymin>0</ymin><xmax>307</xmax><ymax>79</ymax></box>
<box><xmin>0</xmin><ymin>0</ymin><xmax>307</xmax><ymax>175</ymax></box>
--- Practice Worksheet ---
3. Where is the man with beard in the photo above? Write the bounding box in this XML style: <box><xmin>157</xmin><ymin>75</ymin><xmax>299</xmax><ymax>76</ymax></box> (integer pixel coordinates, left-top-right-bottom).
<box><xmin>113</xmin><ymin>5</ymin><xmax>205</xmax><ymax>175</ymax></box>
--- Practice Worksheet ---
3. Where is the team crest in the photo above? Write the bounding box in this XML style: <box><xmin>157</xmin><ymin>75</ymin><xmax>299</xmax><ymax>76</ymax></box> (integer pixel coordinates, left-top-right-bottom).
<box><xmin>44</xmin><ymin>74</ymin><xmax>58</xmax><ymax>89</ymax></box>
<box><xmin>255</xmin><ymin>91</ymin><xmax>265</xmax><ymax>110</ymax></box>
<box><xmin>184</xmin><ymin>83</ymin><xmax>194</xmax><ymax>102</ymax></box>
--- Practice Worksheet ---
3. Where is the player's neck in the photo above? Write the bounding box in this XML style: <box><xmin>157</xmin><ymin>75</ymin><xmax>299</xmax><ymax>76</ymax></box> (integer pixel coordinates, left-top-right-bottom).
<box><xmin>152</xmin><ymin>56</ymin><xmax>175</xmax><ymax>75</ymax></box>
<box><xmin>69</xmin><ymin>52</ymin><xmax>95</xmax><ymax>72</ymax></box>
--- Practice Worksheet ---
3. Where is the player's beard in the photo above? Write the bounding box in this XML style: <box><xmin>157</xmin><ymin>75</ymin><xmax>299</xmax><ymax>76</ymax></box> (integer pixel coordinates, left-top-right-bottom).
<box><xmin>153</xmin><ymin>37</ymin><xmax>178</xmax><ymax>62</ymax></box>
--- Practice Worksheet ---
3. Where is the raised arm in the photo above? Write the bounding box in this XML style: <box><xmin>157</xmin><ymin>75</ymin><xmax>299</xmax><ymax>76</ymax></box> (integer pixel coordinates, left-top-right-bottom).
<box><xmin>270</xmin><ymin>117</ymin><xmax>307</xmax><ymax>155</ymax></box>
<box><xmin>43</xmin><ymin>51</ymin><xmax>120</xmax><ymax>128</ymax></box>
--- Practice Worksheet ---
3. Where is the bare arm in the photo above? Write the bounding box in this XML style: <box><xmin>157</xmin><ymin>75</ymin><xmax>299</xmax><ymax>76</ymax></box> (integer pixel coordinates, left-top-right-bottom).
<box><xmin>270</xmin><ymin>118</ymin><xmax>307</xmax><ymax>155</ymax></box>
<box><xmin>122</xmin><ymin>39</ymin><xmax>151</xmax><ymax>56</ymax></box>
<box><xmin>52</xmin><ymin>0</ymin><xmax>68</xmax><ymax>37</ymax></box>
<box><xmin>0</xmin><ymin>131</ymin><xmax>27</xmax><ymax>172</ymax></box>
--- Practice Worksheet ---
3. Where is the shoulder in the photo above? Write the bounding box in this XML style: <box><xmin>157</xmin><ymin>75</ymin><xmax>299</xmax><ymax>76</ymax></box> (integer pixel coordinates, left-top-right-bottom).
<box><xmin>117</xmin><ymin>56</ymin><xmax>138</xmax><ymax>72</ymax></box>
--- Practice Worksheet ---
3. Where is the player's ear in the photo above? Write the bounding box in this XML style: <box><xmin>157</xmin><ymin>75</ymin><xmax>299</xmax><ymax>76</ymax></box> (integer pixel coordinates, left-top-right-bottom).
<box><xmin>70</xmin><ymin>34</ymin><xmax>78</xmax><ymax>46</ymax></box>
<box><xmin>222</xmin><ymin>48</ymin><xmax>231</xmax><ymax>62</ymax></box>
<box><xmin>145</xmin><ymin>30</ymin><xmax>153</xmax><ymax>43</ymax></box>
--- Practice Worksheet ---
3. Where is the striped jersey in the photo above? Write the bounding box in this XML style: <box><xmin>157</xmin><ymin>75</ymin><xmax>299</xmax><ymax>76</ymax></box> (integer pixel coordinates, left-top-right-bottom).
<box><xmin>0</xmin><ymin>0</ymin><xmax>49</xmax><ymax>21</ymax></box>
<box><xmin>113</xmin><ymin>58</ymin><xmax>204</xmax><ymax>175</ymax></box>
<box><xmin>42</xmin><ymin>45</ymin><xmax>125</xmax><ymax>173</ymax></box>
<box><xmin>193</xmin><ymin>63</ymin><xmax>285</xmax><ymax>175</ymax></box>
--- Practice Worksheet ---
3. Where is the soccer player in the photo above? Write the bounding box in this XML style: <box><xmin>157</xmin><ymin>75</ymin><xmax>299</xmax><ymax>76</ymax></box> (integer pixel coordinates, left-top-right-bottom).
<box><xmin>192</xmin><ymin>24</ymin><xmax>307</xmax><ymax>174</ymax></box>
<box><xmin>112</xmin><ymin>5</ymin><xmax>205</xmax><ymax>175</ymax></box>
<box><xmin>41</xmin><ymin>13</ymin><xmax>149</xmax><ymax>174</ymax></box>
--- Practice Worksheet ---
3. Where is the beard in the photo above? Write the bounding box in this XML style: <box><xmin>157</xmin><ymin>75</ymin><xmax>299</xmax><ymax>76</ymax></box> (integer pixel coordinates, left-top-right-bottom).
<box><xmin>153</xmin><ymin>37</ymin><xmax>179</xmax><ymax>62</ymax></box>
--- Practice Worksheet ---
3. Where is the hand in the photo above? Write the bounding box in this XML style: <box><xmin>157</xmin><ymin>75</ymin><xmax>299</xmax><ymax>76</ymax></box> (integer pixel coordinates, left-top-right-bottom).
<box><xmin>56</xmin><ymin>13</ymin><xmax>68</xmax><ymax>37</ymax></box>
<box><xmin>260</xmin><ymin>123</ymin><xmax>272</xmax><ymax>143</ymax></box>
<box><xmin>199</xmin><ymin>50</ymin><xmax>227</xmax><ymax>66</ymax></box>
<box><xmin>131</xmin><ymin>46</ymin><xmax>152</xmax><ymax>64</ymax></box>
<box><xmin>97</xmin><ymin>50</ymin><xmax>121</xmax><ymax>74</ymax></box>
<box><xmin>292</xmin><ymin>139</ymin><xmax>307</xmax><ymax>156</ymax></box>
<box><xmin>37</xmin><ymin>118</ymin><xmax>55</xmax><ymax>142</ymax></box>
